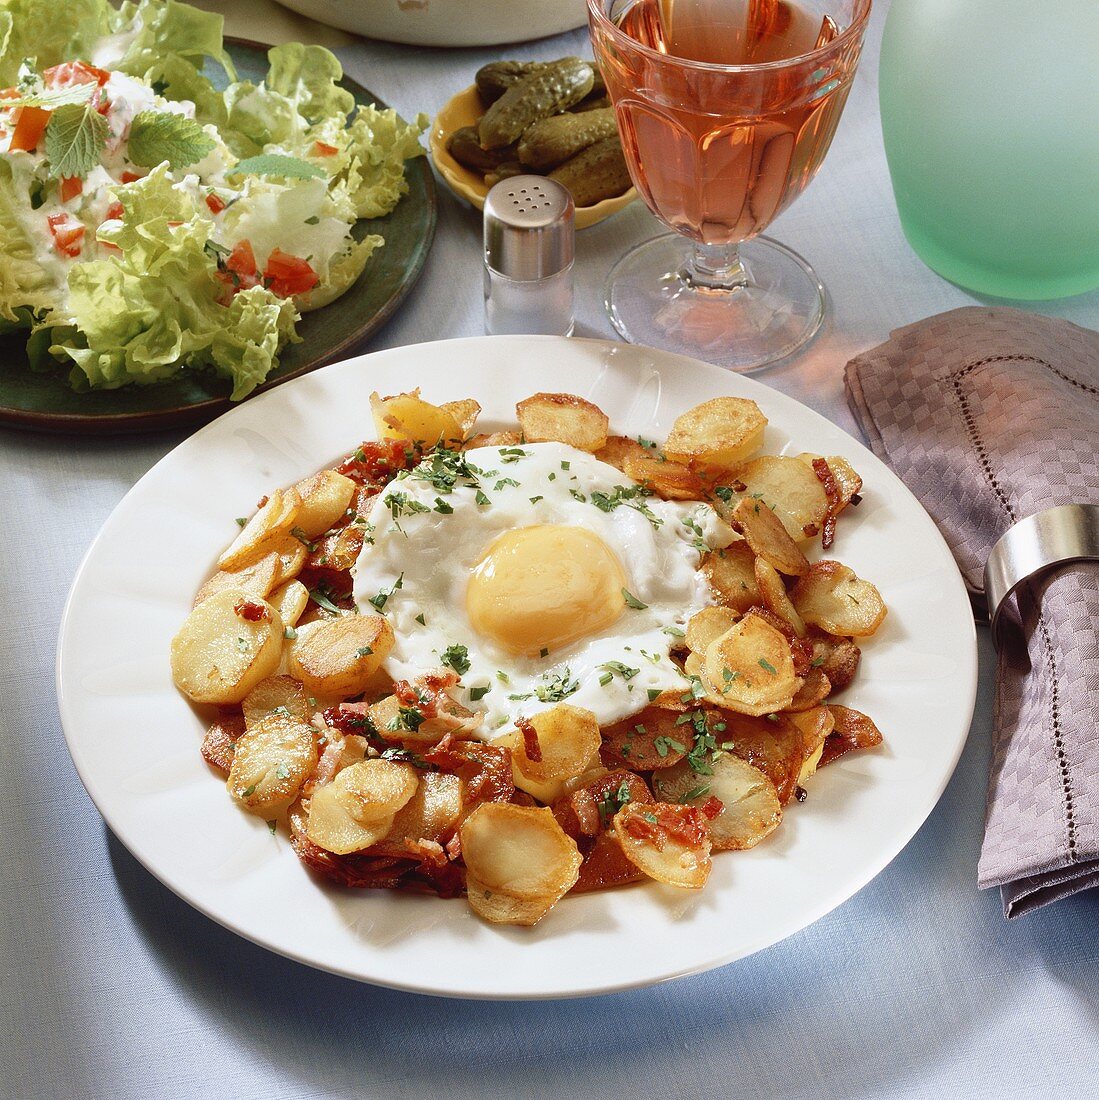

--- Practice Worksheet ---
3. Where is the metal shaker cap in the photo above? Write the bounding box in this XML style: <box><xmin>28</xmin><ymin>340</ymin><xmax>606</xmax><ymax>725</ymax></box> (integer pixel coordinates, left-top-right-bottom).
<box><xmin>484</xmin><ymin>175</ymin><xmax>575</xmax><ymax>281</ymax></box>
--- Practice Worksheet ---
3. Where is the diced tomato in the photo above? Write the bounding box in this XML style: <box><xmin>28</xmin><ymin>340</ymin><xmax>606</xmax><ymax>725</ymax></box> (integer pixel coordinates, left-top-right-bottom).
<box><xmin>313</xmin><ymin>140</ymin><xmax>339</xmax><ymax>156</ymax></box>
<box><xmin>336</xmin><ymin>439</ymin><xmax>411</xmax><ymax>483</ymax></box>
<box><xmin>59</xmin><ymin>176</ymin><xmax>83</xmax><ymax>203</ymax></box>
<box><xmin>105</xmin><ymin>200</ymin><xmax>124</xmax><ymax>221</ymax></box>
<box><xmin>263</xmin><ymin>248</ymin><xmax>318</xmax><ymax>298</ymax></box>
<box><xmin>9</xmin><ymin>105</ymin><xmax>50</xmax><ymax>151</ymax></box>
<box><xmin>205</xmin><ymin>192</ymin><xmax>226</xmax><ymax>214</ymax></box>
<box><xmin>47</xmin><ymin>213</ymin><xmax>85</xmax><ymax>257</ymax></box>
<box><xmin>43</xmin><ymin>61</ymin><xmax>111</xmax><ymax>88</ymax></box>
<box><xmin>120</xmin><ymin>170</ymin><xmax>143</xmax><ymax>184</ymax></box>
<box><xmin>94</xmin><ymin>95</ymin><xmax>111</xmax><ymax>116</ymax></box>
<box><xmin>226</xmin><ymin>239</ymin><xmax>259</xmax><ymax>282</ymax></box>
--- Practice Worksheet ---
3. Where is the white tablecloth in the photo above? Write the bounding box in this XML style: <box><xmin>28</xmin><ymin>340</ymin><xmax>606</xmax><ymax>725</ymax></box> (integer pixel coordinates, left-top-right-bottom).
<box><xmin>3</xmin><ymin>3</ymin><xmax>1099</xmax><ymax>1097</ymax></box>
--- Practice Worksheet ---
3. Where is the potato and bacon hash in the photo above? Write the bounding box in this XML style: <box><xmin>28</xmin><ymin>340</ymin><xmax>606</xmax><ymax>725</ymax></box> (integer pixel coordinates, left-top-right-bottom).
<box><xmin>170</xmin><ymin>389</ymin><xmax>886</xmax><ymax>926</ymax></box>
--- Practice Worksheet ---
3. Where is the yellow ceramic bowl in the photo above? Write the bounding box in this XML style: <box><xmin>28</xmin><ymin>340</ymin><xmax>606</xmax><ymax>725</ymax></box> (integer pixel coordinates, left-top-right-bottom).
<box><xmin>430</xmin><ymin>85</ymin><xmax>637</xmax><ymax>230</ymax></box>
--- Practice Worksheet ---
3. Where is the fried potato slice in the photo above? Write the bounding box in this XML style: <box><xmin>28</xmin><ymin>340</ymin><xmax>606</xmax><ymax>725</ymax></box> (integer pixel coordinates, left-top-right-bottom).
<box><xmin>306</xmin><ymin>759</ymin><xmax>419</xmax><ymax>855</ymax></box>
<box><xmin>464</xmin><ymin>429</ymin><xmax>522</xmax><ymax>450</ymax></box>
<box><xmin>268</xmin><ymin>579</ymin><xmax>309</xmax><ymax>627</ymax></box>
<box><xmin>700</xmin><ymin>543</ymin><xmax>761</xmax><ymax>613</ymax></box>
<box><xmin>822</xmin><ymin>704</ymin><xmax>884</xmax><ymax>766</ymax></box>
<box><xmin>652</xmin><ymin>754</ymin><xmax>781</xmax><ymax>851</ymax></box>
<box><xmin>571</xmin><ymin>830</ymin><xmax>647</xmax><ymax>894</ymax></box>
<box><xmin>732</xmin><ymin>496</ymin><xmax>809</xmax><ymax>577</ymax></box>
<box><xmin>193</xmin><ymin>550</ymin><xmax>283</xmax><ymax>608</ymax></box>
<box><xmin>784</xmin><ymin>667</ymin><xmax>831</xmax><ymax>712</ymax></box>
<box><xmin>663</xmin><ymin>397</ymin><xmax>767</xmax><ymax>470</ymax></box>
<box><xmin>272</xmin><ymin>536</ymin><xmax>308</xmax><ymax>583</ymax></box>
<box><xmin>685</xmin><ymin>605</ymin><xmax>741</xmax><ymax>656</ymax></box>
<box><xmin>599</xmin><ymin>705</ymin><xmax>691</xmax><ymax>771</ymax></box>
<box><xmin>516</xmin><ymin>392</ymin><xmax>609</xmax><ymax>452</ymax></box>
<box><xmin>227</xmin><ymin>712</ymin><xmax>318</xmax><ymax>817</ymax></box>
<box><xmin>292</xmin><ymin>469</ymin><xmax>357</xmax><ymax>538</ymax></box>
<box><xmin>612</xmin><ymin>802</ymin><xmax>712</xmax><ymax>889</ymax></box>
<box><xmin>620</xmin><ymin>450</ymin><xmax>706</xmax><ymax>500</ymax></box>
<box><xmin>716</xmin><ymin>456</ymin><xmax>829</xmax><ymax>543</ymax></box>
<box><xmin>242</xmin><ymin>674</ymin><xmax>311</xmax><ymax>728</ymax></box>
<box><xmin>171</xmin><ymin>590</ymin><xmax>283</xmax><ymax>705</ymax></box>
<box><xmin>465</xmin><ymin>873</ymin><xmax>559</xmax><ymax>926</ymax></box>
<box><xmin>552</xmin><ymin>769</ymin><xmax>652</xmax><ymax>839</ymax></box>
<box><xmin>372</xmin><ymin>772</ymin><xmax>464</xmax><ymax>855</ymax></box>
<box><xmin>796</xmin><ymin>453</ymin><xmax>863</xmax><ymax>512</ymax></box>
<box><xmin>788</xmin><ymin>706</ymin><xmax>835</xmax><ymax>785</ymax></box>
<box><xmin>200</xmin><ymin>713</ymin><xmax>244</xmax><ymax>775</ymax></box>
<box><xmin>460</xmin><ymin>803</ymin><xmax>582</xmax><ymax>903</ymax></box>
<box><xmin>288</xmin><ymin>615</ymin><xmax>394</xmax><ymax>696</ymax></box>
<box><xmin>370</xmin><ymin>389</ymin><xmax>464</xmax><ymax>447</ymax></box>
<box><xmin>596</xmin><ymin>434</ymin><xmax>651</xmax><ymax>475</ymax></box>
<box><xmin>217</xmin><ymin>488</ymin><xmax>303</xmax><ymax>571</ymax></box>
<box><xmin>306</xmin><ymin>525</ymin><xmax>363</xmax><ymax>573</ymax></box>
<box><xmin>754</xmin><ymin>557</ymin><xmax>807</xmax><ymax>636</ymax></box>
<box><xmin>702</xmin><ymin>615</ymin><xmax>799</xmax><ymax>716</ymax></box>
<box><xmin>718</xmin><ymin>711</ymin><xmax>807</xmax><ymax>805</ymax></box>
<box><xmin>507</xmin><ymin>704</ymin><xmax>601</xmax><ymax>784</ymax></box>
<box><xmin>791</xmin><ymin>561</ymin><xmax>887</xmax><ymax>637</ymax></box>
<box><xmin>439</xmin><ymin>398</ymin><xmax>482</xmax><ymax>439</ymax></box>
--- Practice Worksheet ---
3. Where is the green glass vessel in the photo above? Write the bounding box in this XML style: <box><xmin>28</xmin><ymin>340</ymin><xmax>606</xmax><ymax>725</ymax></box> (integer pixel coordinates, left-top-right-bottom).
<box><xmin>880</xmin><ymin>0</ymin><xmax>1099</xmax><ymax>300</ymax></box>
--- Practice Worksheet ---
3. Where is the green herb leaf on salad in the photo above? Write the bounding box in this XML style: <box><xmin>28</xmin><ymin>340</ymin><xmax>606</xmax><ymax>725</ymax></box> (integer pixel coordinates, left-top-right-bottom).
<box><xmin>230</xmin><ymin>153</ymin><xmax>326</xmax><ymax>180</ymax></box>
<box><xmin>128</xmin><ymin>110</ymin><xmax>216</xmax><ymax>170</ymax></box>
<box><xmin>43</xmin><ymin>102</ymin><xmax>108</xmax><ymax>179</ymax></box>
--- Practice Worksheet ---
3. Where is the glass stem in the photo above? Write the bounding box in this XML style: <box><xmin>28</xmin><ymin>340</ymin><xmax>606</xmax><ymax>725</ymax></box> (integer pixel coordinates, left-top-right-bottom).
<box><xmin>684</xmin><ymin>241</ymin><xmax>748</xmax><ymax>292</ymax></box>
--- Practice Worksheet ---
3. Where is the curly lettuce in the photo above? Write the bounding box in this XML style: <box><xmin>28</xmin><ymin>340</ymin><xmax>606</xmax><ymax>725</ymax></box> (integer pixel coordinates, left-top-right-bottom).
<box><xmin>0</xmin><ymin>161</ymin><xmax>59</xmax><ymax>331</ymax></box>
<box><xmin>0</xmin><ymin>0</ymin><xmax>109</xmax><ymax>85</ymax></box>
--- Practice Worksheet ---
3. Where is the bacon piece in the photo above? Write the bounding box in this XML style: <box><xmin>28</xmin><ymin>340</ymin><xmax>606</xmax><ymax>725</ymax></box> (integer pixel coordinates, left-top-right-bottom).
<box><xmin>820</xmin><ymin>705</ymin><xmax>883</xmax><ymax>767</ymax></box>
<box><xmin>200</xmin><ymin>712</ymin><xmax>244</xmax><ymax>774</ymax></box>
<box><xmin>425</xmin><ymin>736</ymin><xmax>514</xmax><ymax>806</ymax></box>
<box><xmin>518</xmin><ymin>716</ymin><xmax>542</xmax><ymax>763</ymax></box>
<box><xmin>336</xmin><ymin>439</ymin><xmax>411</xmax><ymax>485</ymax></box>
<box><xmin>811</xmin><ymin>458</ymin><xmax>842</xmax><ymax>550</ymax></box>
<box><xmin>622</xmin><ymin>802</ymin><xmax>708</xmax><ymax>850</ymax></box>
<box><xmin>571</xmin><ymin>830</ymin><xmax>645</xmax><ymax>894</ymax></box>
<box><xmin>233</xmin><ymin>598</ymin><xmax>269</xmax><ymax>622</ymax></box>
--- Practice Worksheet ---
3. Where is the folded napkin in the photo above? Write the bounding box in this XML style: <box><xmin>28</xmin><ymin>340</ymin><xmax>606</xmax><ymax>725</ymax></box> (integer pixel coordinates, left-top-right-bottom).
<box><xmin>844</xmin><ymin>306</ymin><xmax>1099</xmax><ymax>917</ymax></box>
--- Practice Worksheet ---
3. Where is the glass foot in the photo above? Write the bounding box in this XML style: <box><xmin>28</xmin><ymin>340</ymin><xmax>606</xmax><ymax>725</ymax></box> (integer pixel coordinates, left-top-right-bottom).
<box><xmin>603</xmin><ymin>233</ymin><xmax>827</xmax><ymax>373</ymax></box>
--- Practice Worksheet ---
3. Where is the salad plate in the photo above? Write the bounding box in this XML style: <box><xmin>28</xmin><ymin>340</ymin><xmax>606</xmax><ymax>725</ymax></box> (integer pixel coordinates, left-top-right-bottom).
<box><xmin>56</xmin><ymin>336</ymin><xmax>978</xmax><ymax>999</ymax></box>
<box><xmin>0</xmin><ymin>39</ymin><xmax>436</xmax><ymax>435</ymax></box>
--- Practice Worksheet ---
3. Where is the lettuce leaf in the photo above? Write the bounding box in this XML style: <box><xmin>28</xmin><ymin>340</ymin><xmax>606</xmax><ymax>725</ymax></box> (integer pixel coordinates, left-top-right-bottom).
<box><xmin>0</xmin><ymin>160</ymin><xmax>60</xmax><ymax>331</ymax></box>
<box><xmin>0</xmin><ymin>0</ymin><xmax>110</xmax><ymax>86</ymax></box>
<box><xmin>265</xmin><ymin>42</ymin><xmax>354</xmax><ymax>126</ymax></box>
<box><xmin>47</xmin><ymin>165</ymin><xmax>298</xmax><ymax>397</ymax></box>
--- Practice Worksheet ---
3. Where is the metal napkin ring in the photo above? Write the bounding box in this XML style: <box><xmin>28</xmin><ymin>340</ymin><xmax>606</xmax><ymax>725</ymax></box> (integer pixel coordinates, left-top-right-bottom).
<box><xmin>984</xmin><ymin>503</ymin><xmax>1099</xmax><ymax>645</ymax></box>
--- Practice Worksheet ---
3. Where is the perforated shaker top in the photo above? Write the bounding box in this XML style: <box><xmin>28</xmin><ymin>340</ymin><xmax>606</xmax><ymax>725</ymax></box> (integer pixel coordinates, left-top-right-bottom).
<box><xmin>484</xmin><ymin>175</ymin><xmax>575</xmax><ymax>281</ymax></box>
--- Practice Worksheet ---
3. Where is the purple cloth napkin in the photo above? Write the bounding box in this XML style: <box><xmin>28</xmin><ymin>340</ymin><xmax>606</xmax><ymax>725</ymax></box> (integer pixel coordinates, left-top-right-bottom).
<box><xmin>844</xmin><ymin>306</ymin><xmax>1099</xmax><ymax>917</ymax></box>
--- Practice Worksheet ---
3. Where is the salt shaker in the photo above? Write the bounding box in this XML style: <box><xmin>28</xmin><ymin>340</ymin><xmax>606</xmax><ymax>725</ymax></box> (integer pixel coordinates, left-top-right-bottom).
<box><xmin>483</xmin><ymin>175</ymin><xmax>575</xmax><ymax>337</ymax></box>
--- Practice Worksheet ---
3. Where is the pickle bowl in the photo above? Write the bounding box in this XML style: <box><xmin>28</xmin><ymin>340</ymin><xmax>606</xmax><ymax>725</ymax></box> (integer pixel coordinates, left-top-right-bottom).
<box><xmin>430</xmin><ymin>85</ymin><xmax>637</xmax><ymax>230</ymax></box>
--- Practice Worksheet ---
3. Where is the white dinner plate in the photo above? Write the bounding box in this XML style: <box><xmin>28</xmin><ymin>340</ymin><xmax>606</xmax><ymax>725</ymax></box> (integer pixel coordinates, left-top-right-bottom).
<box><xmin>57</xmin><ymin>336</ymin><xmax>977</xmax><ymax>1000</ymax></box>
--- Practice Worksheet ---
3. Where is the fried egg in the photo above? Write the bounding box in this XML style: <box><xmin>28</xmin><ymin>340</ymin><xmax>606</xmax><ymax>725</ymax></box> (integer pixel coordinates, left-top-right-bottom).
<box><xmin>352</xmin><ymin>442</ymin><xmax>734</xmax><ymax>737</ymax></box>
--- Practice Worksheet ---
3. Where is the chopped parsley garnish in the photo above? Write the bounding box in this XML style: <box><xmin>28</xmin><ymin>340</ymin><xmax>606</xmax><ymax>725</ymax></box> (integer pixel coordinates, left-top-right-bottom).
<box><xmin>290</xmin><ymin>525</ymin><xmax>318</xmax><ymax>551</ymax></box>
<box><xmin>681</xmin><ymin>784</ymin><xmax>711</xmax><ymax>802</ymax></box>
<box><xmin>810</xmin><ymin>656</ymin><xmax>825</xmax><ymax>668</ymax></box>
<box><xmin>235</xmin><ymin>636</ymin><xmax>250</xmax><ymax>653</ymax></box>
<box><xmin>569</xmin><ymin>488</ymin><xmax>587</xmax><ymax>503</ymax></box>
<box><xmin>539</xmin><ymin>648</ymin><xmax>549</xmax><ymax>658</ymax></box>
<box><xmin>758</xmin><ymin>657</ymin><xmax>778</xmax><ymax>675</ymax></box>
<box><xmin>534</xmin><ymin>666</ymin><xmax>580</xmax><ymax>703</ymax></box>
<box><xmin>560</xmin><ymin>460</ymin><xmax>571</xmax><ymax>471</ymax></box>
<box><xmin>440</xmin><ymin>644</ymin><xmax>471</xmax><ymax>676</ymax></box>
<box><xmin>235</xmin><ymin>516</ymin><xmax>247</xmax><ymax>528</ymax></box>
<box><xmin>381</xmin><ymin>745</ymin><xmax>429</xmax><ymax>768</ymax></box>
<box><xmin>475</xmin><ymin>490</ymin><xmax>491</xmax><ymax>507</ymax></box>
<box><xmin>621</xmin><ymin>588</ymin><xmax>648</xmax><ymax>610</ymax></box>
<box><xmin>415</xmin><ymin>613</ymin><xmax>426</xmax><ymax>626</ymax></box>
<box><xmin>386</xmin><ymin>705</ymin><xmax>425</xmax><ymax>733</ymax></box>
<box><xmin>368</xmin><ymin>573</ymin><xmax>404</xmax><ymax>612</ymax></box>
<box><xmin>637</xmin><ymin>436</ymin><xmax>658</xmax><ymax>450</ymax></box>
<box><xmin>382</xmin><ymin>491</ymin><xmax>430</xmax><ymax>531</ymax></box>
<box><xmin>433</xmin><ymin>497</ymin><xmax>454</xmax><ymax>514</ymax></box>
<box><xmin>713</xmin><ymin>486</ymin><xmax>735</xmax><ymax>503</ymax></box>
<box><xmin>653</xmin><ymin>735</ymin><xmax>686</xmax><ymax>758</ymax></box>
<box><xmin>494</xmin><ymin>477</ymin><xmax>520</xmax><ymax>491</ymax></box>
<box><xmin>274</xmin><ymin>762</ymin><xmax>292</xmax><ymax>781</ymax></box>
<box><xmin>499</xmin><ymin>447</ymin><xmax>528</xmax><ymax>464</ymax></box>
<box><xmin>647</xmin><ymin>688</ymin><xmax>662</xmax><ymax>702</ymax></box>
<box><xmin>682</xmin><ymin>515</ymin><xmax>708</xmax><ymax>554</ymax></box>
<box><xmin>600</xmin><ymin>660</ymin><xmax>640</xmax><ymax>683</ymax></box>
<box><xmin>469</xmin><ymin>685</ymin><xmax>490</xmax><ymax>702</ymax></box>
<box><xmin>529</xmin><ymin>495</ymin><xmax>544</xmax><ymax>504</ymax></box>
<box><xmin>310</xmin><ymin>586</ymin><xmax>339</xmax><ymax>613</ymax></box>
<box><xmin>597</xmin><ymin>780</ymin><xmax>634</xmax><ymax>826</ymax></box>
<box><xmin>355</xmin><ymin>646</ymin><xmax>374</xmax><ymax>658</ymax></box>
<box><xmin>663</xmin><ymin>625</ymin><xmax>686</xmax><ymax>638</ymax></box>
<box><xmin>590</xmin><ymin>484</ymin><xmax>664</xmax><ymax>528</ymax></box>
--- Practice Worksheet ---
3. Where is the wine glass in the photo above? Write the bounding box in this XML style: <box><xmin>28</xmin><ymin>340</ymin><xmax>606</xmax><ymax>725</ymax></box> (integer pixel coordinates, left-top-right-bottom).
<box><xmin>588</xmin><ymin>0</ymin><xmax>872</xmax><ymax>372</ymax></box>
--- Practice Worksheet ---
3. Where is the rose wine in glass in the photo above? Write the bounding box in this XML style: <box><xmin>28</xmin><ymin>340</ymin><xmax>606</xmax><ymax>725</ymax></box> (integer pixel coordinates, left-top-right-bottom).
<box><xmin>589</xmin><ymin>0</ymin><xmax>871</xmax><ymax>371</ymax></box>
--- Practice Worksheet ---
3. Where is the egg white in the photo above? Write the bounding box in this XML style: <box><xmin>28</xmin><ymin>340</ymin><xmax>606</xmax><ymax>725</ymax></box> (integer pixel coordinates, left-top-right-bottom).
<box><xmin>352</xmin><ymin>442</ymin><xmax>734</xmax><ymax>737</ymax></box>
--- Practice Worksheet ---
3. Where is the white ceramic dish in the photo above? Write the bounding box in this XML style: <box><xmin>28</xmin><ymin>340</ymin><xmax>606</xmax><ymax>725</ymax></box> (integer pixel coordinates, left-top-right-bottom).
<box><xmin>273</xmin><ymin>0</ymin><xmax>588</xmax><ymax>47</ymax></box>
<box><xmin>56</xmin><ymin>336</ymin><xmax>977</xmax><ymax>1000</ymax></box>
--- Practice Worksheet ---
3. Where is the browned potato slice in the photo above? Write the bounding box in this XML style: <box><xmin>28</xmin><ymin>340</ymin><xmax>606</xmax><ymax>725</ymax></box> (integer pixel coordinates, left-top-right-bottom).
<box><xmin>374</xmin><ymin>772</ymin><xmax>463</xmax><ymax>854</ymax></box>
<box><xmin>288</xmin><ymin>615</ymin><xmax>395</xmax><ymax>696</ymax></box>
<box><xmin>439</xmin><ymin>398</ymin><xmax>482</xmax><ymax>439</ymax></box>
<box><xmin>306</xmin><ymin>759</ymin><xmax>418</xmax><ymax>854</ymax></box>
<box><xmin>465</xmin><ymin>873</ymin><xmax>559</xmax><ymax>926</ymax></box>
<box><xmin>620</xmin><ymin>450</ymin><xmax>706</xmax><ymax>500</ymax></box>
<box><xmin>464</xmin><ymin>429</ymin><xmax>522</xmax><ymax>450</ymax></box>
<box><xmin>305</xmin><ymin>526</ymin><xmax>363</xmax><ymax>573</ymax></box>
<box><xmin>718</xmin><ymin>456</ymin><xmax>829</xmax><ymax>542</ymax></box>
<box><xmin>796</xmin><ymin>453</ymin><xmax>863</xmax><ymax>512</ymax></box>
<box><xmin>370</xmin><ymin>389</ymin><xmax>463</xmax><ymax>447</ymax></box>
<box><xmin>652</xmin><ymin>754</ymin><xmax>781</xmax><ymax>851</ymax></box>
<box><xmin>272</xmin><ymin>536</ymin><xmax>308</xmax><ymax>583</ymax></box>
<box><xmin>268</xmin><ymin>579</ymin><xmax>309</xmax><ymax>627</ymax></box>
<box><xmin>612</xmin><ymin>802</ymin><xmax>712</xmax><ymax>889</ymax></box>
<box><xmin>599</xmin><ymin>705</ymin><xmax>690</xmax><ymax>771</ymax></box>
<box><xmin>685</xmin><ymin>605</ymin><xmax>740</xmax><ymax>655</ymax></box>
<box><xmin>516</xmin><ymin>392</ymin><xmax>609</xmax><ymax>452</ymax></box>
<box><xmin>510</xmin><ymin>704</ymin><xmax>601</xmax><ymax>783</ymax></box>
<box><xmin>732</xmin><ymin>497</ymin><xmax>809</xmax><ymax>577</ymax></box>
<box><xmin>596</xmin><ymin>434</ymin><xmax>651</xmax><ymax>475</ymax></box>
<box><xmin>700</xmin><ymin>543</ymin><xmax>760</xmax><ymax>613</ymax></box>
<box><xmin>218</xmin><ymin>488</ymin><xmax>302</xmax><ymax>571</ymax></box>
<box><xmin>717</xmin><ymin>711</ymin><xmax>807</xmax><ymax>804</ymax></box>
<box><xmin>200</xmin><ymin>713</ymin><xmax>244</xmax><ymax>774</ymax></box>
<box><xmin>822</xmin><ymin>704</ymin><xmax>884</xmax><ymax>766</ymax></box>
<box><xmin>171</xmin><ymin>589</ymin><xmax>283</xmax><ymax>705</ymax></box>
<box><xmin>292</xmin><ymin>469</ymin><xmax>356</xmax><ymax>538</ymax></box>
<box><xmin>242</xmin><ymin>674</ymin><xmax>311</xmax><ymax>728</ymax></box>
<box><xmin>663</xmin><ymin>397</ymin><xmax>767</xmax><ymax>470</ymax></box>
<box><xmin>702</xmin><ymin>615</ymin><xmax>798</xmax><ymax>716</ymax></box>
<box><xmin>785</xmin><ymin>667</ymin><xmax>831</xmax><ymax>712</ymax></box>
<box><xmin>460</xmin><ymin>803</ymin><xmax>582</xmax><ymax>900</ymax></box>
<box><xmin>193</xmin><ymin>550</ymin><xmax>282</xmax><ymax>608</ymax></box>
<box><xmin>791</xmin><ymin>562</ymin><xmax>887</xmax><ymax>637</ymax></box>
<box><xmin>788</xmin><ymin>706</ymin><xmax>835</xmax><ymax>784</ymax></box>
<box><xmin>227</xmin><ymin>712</ymin><xmax>317</xmax><ymax>817</ymax></box>
<box><xmin>754</xmin><ymin>558</ymin><xmax>807</xmax><ymax>636</ymax></box>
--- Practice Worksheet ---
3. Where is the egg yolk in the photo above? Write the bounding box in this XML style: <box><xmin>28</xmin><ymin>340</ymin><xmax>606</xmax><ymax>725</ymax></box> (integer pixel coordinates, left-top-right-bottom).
<box><xmin>466</xmin><ymin>524</ymin><xmax>629</xmax><ymax>657</ymax></box>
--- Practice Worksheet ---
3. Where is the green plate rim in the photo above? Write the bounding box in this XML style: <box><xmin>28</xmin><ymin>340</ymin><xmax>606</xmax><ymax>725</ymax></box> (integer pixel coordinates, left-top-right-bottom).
<box><xmin>0</xmin><ymin>37</ymin><xmax>437</xmax><ymax>435</ymax></box>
